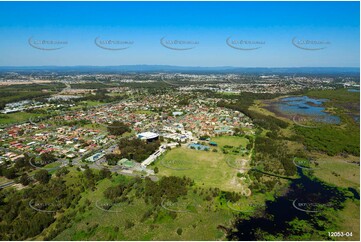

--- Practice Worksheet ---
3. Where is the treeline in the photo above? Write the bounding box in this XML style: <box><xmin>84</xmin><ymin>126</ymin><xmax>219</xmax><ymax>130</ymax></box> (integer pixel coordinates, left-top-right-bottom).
<box><xmin>117</xmin><ymin>139</ymin><xmax>161</xmax><ymax>162</ymax></box>
<box><xmin>217</xmin><ymin>99</ymin><xmax>288</xmax><ymax>130</ymax></box>
<box><xmin>0</xmin><ymin>92</ymin><xmax>50</xmax><ymax>110</ymax></box>
<box><xmin>253</xmin><ymin>135</ymin><xmax>296</xmax><ymax>176</ymax></box>
<box><xmin>72</xmin><ymin>81</ymin><xmax>172</xmax><ymax>89</ymax></box>
<box><xmin>118</xmin><ymin>81</ymin><xmax>170</xmax><ymax>89</ymax></box>
<box><xmin>103</xmin><ymin>175</ymin><xmax>193</xmax><ymax>209</ymax></box>
<box><xmin>248</xmin><ymin>131</ymin><xmax>297</xmax><ymax>193</ymax></box>
<box><xmin>0</xmin><ymin>83</ymin><xmax>65</xmax><ymax>93</ymax></box>
<box><xmin>214</xmin><ymin>92</ymin><xmax>279</xmax><ymax>106</ymax></box>
<box><xmin>216</xmin><ymin>92</ymin><xmax>289</xmax><ymax>131</ymax></box>
<box><xmin>77</xmin><ymin>89</ymin><xmax>127</xmax><ymax>103</ymax></box>
<box><xmin>144</xmin><ymin>176</ymin><xmax>193</xmax><ymax>205</ymax></box>
<box><xmin>294</xmin><ymin>124</ymin><xmax>360</xmax><ymax>156</ymax></box>
<box><xmin>70</xmin><ymin>83</ymin><xmax>117</xmax><ymax>89</ymax></box>
<box><xmin>0</xmin><ymin>83</ymin><xmax>65</xmax><ymax>109</ymax></box>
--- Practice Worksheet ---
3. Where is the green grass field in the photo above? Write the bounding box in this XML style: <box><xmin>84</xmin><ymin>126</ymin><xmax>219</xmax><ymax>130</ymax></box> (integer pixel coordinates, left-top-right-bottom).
<box><xmin>210</xmin><ymin>136</ymin><xmax>249</xmax><ymax>148</ymax></box>
<box><xmin>155</xmin><ymin>136</ymin><xmax>253</xmax><ymax>193</ymax></box>
<box><xmin>83</xmin><ymin>123</ymin><xmax>108</xmax><ymax>132</ymax></box>
<box><xmin>312</xmin><ymin>155</ymin><xmax>360</xmax><ymax>191</ymax></box>
<box><xmin>334</xmin><ymin>199</ymin><xmax>360</xmax><ymax>241</ymax></box>
<box><xmin>134</xmin><ymin>110</ymin><xmax>154</xmax><ymax>114</ymax></box>
<box><xmin>156</xmin><ymin>146</ymin><xmax>248</xmax><ymax>192</ymax></box>
<box><xmin>0</xmin><ymin>112</ymin><xmax>46</xmax><ymax>125</ymax></box>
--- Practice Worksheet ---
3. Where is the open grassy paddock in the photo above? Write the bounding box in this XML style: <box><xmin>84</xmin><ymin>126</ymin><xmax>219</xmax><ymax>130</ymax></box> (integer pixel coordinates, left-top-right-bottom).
<box><xmin>0</xmin><ymin>112</ymin><xmax>46</xmax><ymax>125</ymax></box>
<box><xmin>312</xmin><ymin>155</ymin><xmax>360</xmax><ymax>191</ymax></box>
<box><xmin>210</xmin><ymin>135</ymin><xmax>249</xmax><ymax>148</ymax></box>
<box><xmin>156</xmin><ymin>146</ymin><xmax>249</xmax><ymax>192</ymax></box>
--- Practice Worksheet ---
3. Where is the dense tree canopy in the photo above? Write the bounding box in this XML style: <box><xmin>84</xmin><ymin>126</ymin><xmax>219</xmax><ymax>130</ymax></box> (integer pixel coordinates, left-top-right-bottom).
<box><xmin>107</xmin><ymin>121</ymin><xmax>131</xmax><ymax>136</ymax></box>
<box><xmin>118</xmin><ymin>139</ymin><xmax>160</xmax><ymax>162</ymax></box>
<box><xmin>34</xmin><ymin>170</ymin><xmax>51</xmax><ymax>184</ymax></box>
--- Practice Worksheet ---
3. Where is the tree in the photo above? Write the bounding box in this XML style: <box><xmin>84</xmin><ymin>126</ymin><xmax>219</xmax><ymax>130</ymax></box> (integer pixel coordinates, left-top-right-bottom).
<box><xmin>55</xmin><ymin>167</ymin><xmax>69</xmax><ymax>177</ymax></box>
<box><xmin>234</xmin><ymin>127</ymin><xmax>244</xmax><ymax>135</ymax></box>
<box><xmin>3</xmin><ymin>167</ymin><xmax>17</xmax><ymax>179</ymax></box>
<box><xmin>199</xmin><ymin>135</ymin><xmax>210</xmax><ymax>140</ymax></box>
<box><xmin>19</xmin><ymin>174</ymin><xmax>31</xmax><ymax>186</ymax></box>
<box><xmin>118</xmin><ymin>139</ymin><xmax>160</xmax><ymax>163</ymax></box>
<box><xmin>83</xmin><ymin>167</ymin><xmax>94</xmax><ymax>179</ymax></box>
<box><xmin>124</xmin><ymin>220</ymin><xmax>135</xmax><ymax>229</ymax></box>
<box><xmin>99</xmin><ymin>168</ymin><xmax>111</xmax><ymax>179</ymax></box>
<box><xmin>177</xmin><ymin>228</ymin><xmax>183</xmax><ymax>235</ymax></box>
<box><xmin>154</xmin><ymin>167</ymin><xmax>159</xmax><ymax>174</ymax></box>
<box><xmin>105</xmin><ymin>154</ymin><xmax>121</xmax><ymax>166</ymax></box>
<box><xmin>104</xmin><ymin>184</ymin><xmax>126</xmax><ymax>200</ymax></box>
<box><xmin>107</xmin><ymin>121</ymin><xmax>131</xmax><ymax>136</ymax></box>
<box><xmin>34</xmin><ymin>170</ymin><xmax>50</xmax><ymax>184</ymax></box>
<box><xmin>178</xmin><ymin>98</ymin><xmax>189</xmax><ymax>106</ymax></box>
<box><xmin>14</xmin><ymin>155</ymin><xmax>32</xmax><ymax>170</ymax></box>
<box><xmin>40</xmin><ymin>152</ymin><xmax>56</xmax><ymax>165</ymax></box>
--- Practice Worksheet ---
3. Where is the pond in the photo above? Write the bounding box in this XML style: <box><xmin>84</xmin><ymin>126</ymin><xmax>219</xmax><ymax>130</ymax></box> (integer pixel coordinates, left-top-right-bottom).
<box><xmin>227</xmin><ymin>168</ymin><xmax>359</xmax><ymax>240</ymax></box>
<box><xmin>275</xmin><ymin>96</ymin><xmax>340</xmax><ymax>124</ymax></box>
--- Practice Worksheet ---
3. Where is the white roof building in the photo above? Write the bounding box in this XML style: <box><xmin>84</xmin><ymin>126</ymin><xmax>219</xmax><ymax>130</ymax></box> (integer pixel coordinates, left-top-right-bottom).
<box><xmin>137</xmin><ymin>132</ymin><xmax>159</xmax><ymax>140</ymax></box>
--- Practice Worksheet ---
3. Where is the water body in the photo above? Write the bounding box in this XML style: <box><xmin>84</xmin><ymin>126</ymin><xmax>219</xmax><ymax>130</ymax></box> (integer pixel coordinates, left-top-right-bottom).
<box><xmin>348</xmin><ymin>89</ymin><xmax>360</xmax><ymax>93</ymax></box>
<box><xmin>227</xmin><ymin>169</ymin><xmax>359</xmax><ymax>240</ymax></box>
<box><xmin>276</xmin><ymin>96</ymin><xmax>340</xmax><ymax>124</ymax></box>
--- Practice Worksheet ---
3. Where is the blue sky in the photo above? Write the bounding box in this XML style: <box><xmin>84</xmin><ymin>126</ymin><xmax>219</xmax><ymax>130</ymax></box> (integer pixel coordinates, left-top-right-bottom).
<box><xmin>0</xmin><ymin>1</ymin><xmax>359</xmax><ymax>67</ymax></box>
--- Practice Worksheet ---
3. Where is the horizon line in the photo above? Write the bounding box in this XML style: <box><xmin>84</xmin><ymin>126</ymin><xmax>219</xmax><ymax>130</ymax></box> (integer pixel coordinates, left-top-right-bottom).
<box><xmin>0</xmin><ymin>65</ymin><xmax>359</xmax><ymax>69</ymax></box>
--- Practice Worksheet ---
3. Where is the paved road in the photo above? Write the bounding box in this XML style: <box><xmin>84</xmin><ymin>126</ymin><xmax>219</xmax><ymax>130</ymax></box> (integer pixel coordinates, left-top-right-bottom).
<box><xmin>0</xmin><ymin>181</ymin><xmax>15</xmax><ymax>189</ymax></box>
